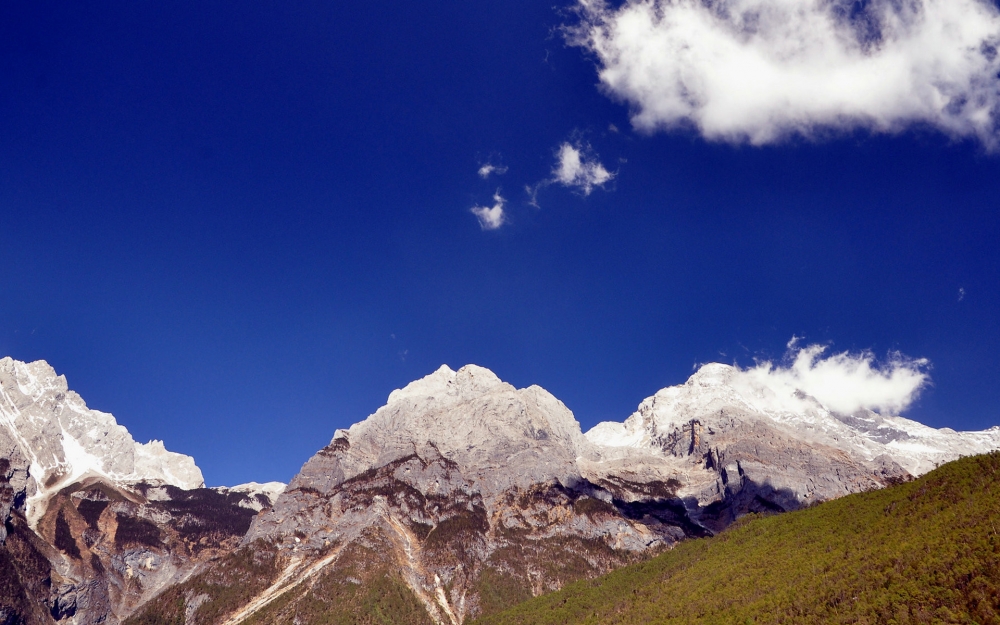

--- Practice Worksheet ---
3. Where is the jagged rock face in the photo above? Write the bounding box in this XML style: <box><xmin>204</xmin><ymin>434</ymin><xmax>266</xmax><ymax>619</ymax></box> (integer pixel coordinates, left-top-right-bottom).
<box><xmin>0</xmin><ymin>509</ymin><xmax>55</xmax><ymax>625</ymax></box>
<box><xmin>42</xmin><ymin>480</ymin><xmax>271</xmax><ymax>623</ymax></box>
<box><xmin>0</xmin><ymin>358</ymin><xmax>284</xmax><ymax>625</ymax></box>
<box><xmin>584</xmin><ymin>363</ymin><xmax>1000</xmax><ymax>529</ymax></box>
<box><xmin>15</xmin><ymin>359</ymin><xmax>1000</xmax><ymax>625</ymax></box>
<box><xmin>283</xmin><ymin>365</ymin><xmax>589</xmax><ymax>499</ymax></box>
<box><xmin>0</xmin><ymin>477</ymin><xmax>281</xmax><ymax>625</ymax></box>
<box><xmin>188</xmin><ymin>362</ymin><xmax>999</xmax><ymax>625</ymax></box>
<box><xmin>0</xmin><ymin>428</ymin><xmax>33</xmax><ymax>545</ymax></box>
<box><xmin>239</xmin><ymin>365</ymin><xmax>672</xmax><ymax>624</ymax></box>
<box><xmin>0</xmin><ymin>358</ymin><xmax>204</xmax><ymax>527</ymax></box>
<box><xmin>589</xmin><ymin>363</ymin><xmax>1000</xmax><ymax>476</ymax></box>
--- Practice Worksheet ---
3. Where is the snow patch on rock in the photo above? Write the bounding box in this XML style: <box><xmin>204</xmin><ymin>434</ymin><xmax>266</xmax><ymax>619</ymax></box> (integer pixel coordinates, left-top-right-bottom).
<box><xmin>585</xmin><ymin>362</ymin><xmax>1000</xmax><ymax>478</ymax></box>
<box><xmin>0</xmin><ymin>357</ymin><xmax>205</xmax><ymax>526</ymax></box>
<box><xmin>215</xmin><ymin>481</ymin><xmax>287</xmax><ymax>511</ymax></box>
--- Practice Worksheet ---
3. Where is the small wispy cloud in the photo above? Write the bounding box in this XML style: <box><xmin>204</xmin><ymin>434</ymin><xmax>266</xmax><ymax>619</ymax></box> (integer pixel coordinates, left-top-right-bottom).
<box><xmin>527</xmin><ymin>140</ymin><xmax>616</xmax><ymax>206</ymax></box>
<box><xmin>478</xmin><ymin>162</ymin><xmax>509</xmax><ymax>179</ymax></box>
<box><xmin>470</xmin><ymin>191</ymin><xmax>507</xmax><ymax>230</ymax></box>
<box><xmin>958</xmin><ymin>287</ymin><xmax>966</xmax><ymax>302</ymax></box>
<box><xmin>731</xmin><ymin>341</ymin><xmax>930</xmax><ymax>415</ymax></box>
<box><xmin>552</xmin><ymin>142</ymin><xmax>615</xmax><ymax>194</ymax></box>
<box><xmin>569</xmin><ymin>0</ymin><xmax>1000</xmax><ymax>146</ymax></box>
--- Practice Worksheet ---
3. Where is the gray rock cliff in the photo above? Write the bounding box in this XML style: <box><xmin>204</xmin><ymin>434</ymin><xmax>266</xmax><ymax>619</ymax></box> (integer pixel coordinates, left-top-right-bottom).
<box><xmin>218</xmin><ymin>363</ymin><xmax>1000</xmax><ymax>624</ymax></box>
<box><xmin>0</xmin><ymin>358</ymin><xmax>282</xmax><ymax>625</ymax></box>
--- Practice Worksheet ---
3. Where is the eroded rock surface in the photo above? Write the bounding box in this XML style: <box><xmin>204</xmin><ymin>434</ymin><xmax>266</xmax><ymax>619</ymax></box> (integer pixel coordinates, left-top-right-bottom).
<box><xmin>240</xmin><ymin>365</ymin><xmax>664</xmax><ymax>624</ymax></box>
<box><xmin>0</xmin><ymin>359</ymin><xmax>284</xmax><ymax>625</ymax></box>
<box><xmin>0</xmin><ymin>357</ymin><xmax>204</xmax><ymax>528</ymax></box>
<box><xmin>221</xmin><ymin>364</ymin><xmax>1000</xmax><ymax>624</ymax></box>
<box><xmin>10</xmin><ymin>360</ymin><xmax>1000</xmax><ymax>625</ymax></box>
<box><xmin>584</xmin><ymin>363</ymin><xmax>1000</xmax><ymax>529</ymax></box>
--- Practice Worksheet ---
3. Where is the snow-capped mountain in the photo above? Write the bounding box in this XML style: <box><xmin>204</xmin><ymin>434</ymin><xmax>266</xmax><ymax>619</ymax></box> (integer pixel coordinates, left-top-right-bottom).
<box><xmin>587</xmin><ymin>362</ymin><xmax>1000</xmax><ymax>477</ymax></box>
<box><xmin>213</xmin><ymin>481</ymin><xmax>287</xmax><ymax>511</ymax></box>
<box><xmin>0</xmin><ymin>358</ymin><xmax>285</xmax><ymax>625</ymax></box>
<box><xmin>5</xmin><ymin>358</ymin><xmax>999</xmax><ymax>625</ymax></box>
<box><xmin>150</xmin><ymin>362</ymin><xmax>997</xmax><ymax>625</ymax></box>
<box><xmin>582</xmin><ymin>361</ymin><xmax>1000</xmax><ymax>530</ymax></box>
<box><xmin>0</xmin><ymin>357</ymin><xmax>204</xmax><ymax>527</ymax></box>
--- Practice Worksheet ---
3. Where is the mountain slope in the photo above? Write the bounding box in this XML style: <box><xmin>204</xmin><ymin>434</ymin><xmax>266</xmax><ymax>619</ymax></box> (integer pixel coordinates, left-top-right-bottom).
<box><xmin>474</xmin><ymin>452</ymin><xmax>1000</xmax><ymax>625</ymax></box>
<box><xmin>0</xmin><ymin>359</ymin><xmax>284</xmax><ymax>625</ymax></box>
<box><xmin>130</xmin><ymin>365</ymin><xmax>666</xmax><ymax>625</ymax></box>
<box><xmin>583</xmin><ymin>362</ymin><xmax>1000</xmax><ymax>531</ymax></box>
<box><xmin>128</xmin><ymin>363</ymin><xmax>1000</xmax><ymax>625</ymax></box>
<box><xmin>7</xmin><ymin>358</ymin><xmax>996</xmax><ymax>625</ymax></box>
<box><xmin>0</xmin><ymin>357</ymin><xmax>203</xmax><ymax>527</ymax></box>
<box><xmin>588</xmin><ymin>362</ymin><xmax>1000</xmax><ymax>477</ymax></box>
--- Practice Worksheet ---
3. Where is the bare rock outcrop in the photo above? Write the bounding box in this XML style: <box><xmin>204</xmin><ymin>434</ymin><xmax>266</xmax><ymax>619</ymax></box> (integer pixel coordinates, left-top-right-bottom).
<box><xmin>0</xmin><ymin>357</ymin><xmax>204</xmax><ymax>528</ymax></box>
<box><xmin>239</xmin><ymin>365</ymin><xmax>670</xmax><ymax>624</ymax></box>
<box><xmin>0</xmin><ymin>359</ymin><xmax>283</xmax><ymax>625</ymax></box>
<box><xmin>13</xmin><ymin>359</ymin><xmax>1000</xmax><ymax>625</ymax></box>
<box><xmin>585</xmin><ymin>363</ymin><xmax>1000</xmax><ymax>530</ymax></box>
<box><xmin>218</xmin><ymin>362</ymin><xmax>1000</xmax><ymax>625</ymax></box>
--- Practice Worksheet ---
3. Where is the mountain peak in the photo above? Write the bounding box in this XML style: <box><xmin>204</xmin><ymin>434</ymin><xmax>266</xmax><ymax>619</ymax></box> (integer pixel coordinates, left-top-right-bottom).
<box><xmin>0</xmin><ymin>357</ymin><xmax>205</xmax><ymax>526</ymax></box>
<box><xmin>687</xmin><ymin>362</ymin><xmax>738</xmax><ymax>385</ymax></box>
<box><xmin>268</xmin><ymin>364</ymin><xmax>586</xmax><ymax>512</ymax></box>
<box><xmin>386</xmin><ymin>364</ymin><xmax>456</xmax><ymax>404</ymax></box>
<box><xmin>586</xmin><ymin>360</ymin><xmax>1000</xmax><ymax>478</ymax></box>
<box><xmin>386</xmin><ymin>363</ymin><xmax>509</xmax><ymax>405</ymax></box>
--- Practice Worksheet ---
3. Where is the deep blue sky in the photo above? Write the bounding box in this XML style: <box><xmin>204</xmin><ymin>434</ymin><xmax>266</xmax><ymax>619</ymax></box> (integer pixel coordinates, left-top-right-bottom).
<box><xmin>2</xmin><ymin>1</ymin><xmax>998</xmax><ymax>486</ymax></box>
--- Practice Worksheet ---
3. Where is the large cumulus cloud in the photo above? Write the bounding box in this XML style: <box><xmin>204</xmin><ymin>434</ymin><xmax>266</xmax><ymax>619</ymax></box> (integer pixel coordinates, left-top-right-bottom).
<box><xmin>570</xmin><ymin>0</ymin><xmax>1000</xmax><ymax>145</ymax></box>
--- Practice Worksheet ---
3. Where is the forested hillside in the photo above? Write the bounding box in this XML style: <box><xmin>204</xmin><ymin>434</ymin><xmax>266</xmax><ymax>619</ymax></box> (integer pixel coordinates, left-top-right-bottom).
<box><xmin>476</xmin><ymin>452</ymin><xmax>1000</xmax><ymax>625</ymax></box>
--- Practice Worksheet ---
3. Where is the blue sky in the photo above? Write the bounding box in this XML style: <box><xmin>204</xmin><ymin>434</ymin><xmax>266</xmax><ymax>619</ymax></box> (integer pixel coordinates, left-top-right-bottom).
<box><xmin>2</xmin><ymin>0</ymin><xmax>999</xmax><ymax>486</ymax></box>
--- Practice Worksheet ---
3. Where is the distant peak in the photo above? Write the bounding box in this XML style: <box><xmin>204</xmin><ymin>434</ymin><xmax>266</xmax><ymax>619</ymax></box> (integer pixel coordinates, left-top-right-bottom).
<box><xmin>686</xmin><ymin>362</ymin><xmax>737</xmax><ymax>386</ymax></box>
<box><xmin>217</xmin><ymin>481</ymin><xmax>286</xmax><ymax>497</ymax></box>
<box><xmin>387</xmin><ymin>365</ymin><xmax>457</xmax><ymax>403</ymax></box>
<box><xmin>454</xmin><ymin>364</ymin><xmax>504</xmax><ymax>391</ymax></box>
<box><xmin>386</xmin><ymin>364</ymin><xmax>506</xmax><ymax>404</ymax></box>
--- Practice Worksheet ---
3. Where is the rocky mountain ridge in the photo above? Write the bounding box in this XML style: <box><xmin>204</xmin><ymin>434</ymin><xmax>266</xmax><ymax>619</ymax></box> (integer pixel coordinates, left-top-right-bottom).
<box><xmin>0</xmin><ymin>358</ymin><xmax>204</xmax><ymax>529</ymax></box>
<box><xmin>3</xmin><ymin>357</ymin><xmax>998</xmax><ymax>625</ymax></box>
<box><xmin>582</xmin><ymin>361</ymin><xmax>1000</xmax><ymax>530</ymax></box>
<box><xmin>587</xmin><ymin>362</ymin><xmax>1000</xmax><ymax>476</ymax></box>
<box><xmin>133</xmin><ymin>362</ymin><xmax>1000</xmax><ymax>625</ymax></box>
<box><xmin>0</xmin><ymin>358</ymin><xmax>285</xmax><ymax>625</ymax></box>
<box><xmin>473</xmin><ymin>452</ymin><xmax>1000</xmax><ymax>625</ymax></box>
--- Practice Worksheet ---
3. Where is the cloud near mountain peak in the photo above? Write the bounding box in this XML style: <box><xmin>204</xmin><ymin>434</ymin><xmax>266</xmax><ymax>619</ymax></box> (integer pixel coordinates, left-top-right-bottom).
<box><xmin>731</xmin><ymin>343</ymin><xmax>931</xmax><ymax>415</ymax></box>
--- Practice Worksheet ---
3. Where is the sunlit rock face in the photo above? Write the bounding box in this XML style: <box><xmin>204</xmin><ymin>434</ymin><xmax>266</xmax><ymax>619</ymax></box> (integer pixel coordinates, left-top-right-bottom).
<box><xmin>0</xmin><ymin>357</ymin><xmax>204</xmax><ymax>527</ymax></box>
<box><xmin>585</xmin><ymin>362</ymin><xmax>1000</xmax><ymax>529</ymax></box>
<box><xmin>5</xmin><ymin>359</ymin><xmax>999</xmax><ymax>625</ymax></box>
<box><xmin>0</xmin><ymin>358</ymin><xmax>282</xmax><ymax>625</ymax></box>
<box><xmin>243</xmin><ymin>365</ymin><xmax>669</xmax><ymax>624</ymax></box>
<box><xmin>231</xmin><ymin>362</ymin><xmax>1000</xmax><ymax>624</ymax></box>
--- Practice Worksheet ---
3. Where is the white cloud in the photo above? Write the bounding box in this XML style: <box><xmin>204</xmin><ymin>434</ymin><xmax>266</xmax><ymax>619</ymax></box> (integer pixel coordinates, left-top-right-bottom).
<box><xmin>570</xmin><ymin>0</ymin><xmax>1000</xmax><ymax>146</ymax></box>
<box><xmin>478</xmin><ymin>162</ymin><xmax>508</xmax><ymax>179</ymax></box>
<box><xmin>525</xmin><ymin>141</ymin><xmax>616</xmax><ymax>206</ymax></box>
<box><xmin>730</xmin><ymin>343</ymin><xmax>930</xmax><ymax>415</ymax></box>
<box><xmin>470</xmin><ymin>191</ymin><xmax>507</xmax><ymax>230</ymax></box>
<box><xmin>552</xmin><ymin>142</ymin><xmax>615</xmax><ymax>194</ymax></box>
